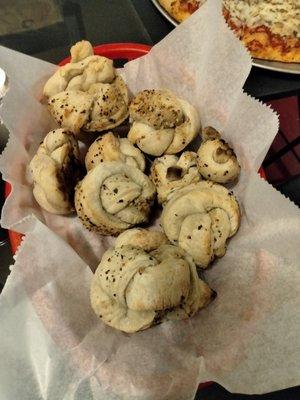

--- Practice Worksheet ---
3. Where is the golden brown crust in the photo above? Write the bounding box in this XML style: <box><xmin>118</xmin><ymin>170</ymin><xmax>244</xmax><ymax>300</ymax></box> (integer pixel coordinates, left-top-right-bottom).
<box><xmin>241</xmin><ymin>28</ymin><xmax>300</xmax><ymax>63</ymax></box>
<box><xmin>158</xmin><ymin>0</ymin><xmax>200</xmax><ymax>23</ymax></box>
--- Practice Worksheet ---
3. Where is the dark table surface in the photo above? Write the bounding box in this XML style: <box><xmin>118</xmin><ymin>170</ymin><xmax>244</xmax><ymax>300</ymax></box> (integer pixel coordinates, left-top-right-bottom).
<box><xmin>0</xmin><ymin>1</ymin><xmax>299</xmax><ymax>399</ymax></box>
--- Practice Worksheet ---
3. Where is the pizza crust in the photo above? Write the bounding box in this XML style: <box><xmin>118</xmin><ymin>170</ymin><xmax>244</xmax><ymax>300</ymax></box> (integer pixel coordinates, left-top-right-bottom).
<box><xmin>158</xmin><ymin>0</ymin><xmax>201</xmax><ymax>23</ymax></box>
<box><xmin>240</xmin><ymin>28</ymin><xmax>300</xmax><ymax>63</ymax></box>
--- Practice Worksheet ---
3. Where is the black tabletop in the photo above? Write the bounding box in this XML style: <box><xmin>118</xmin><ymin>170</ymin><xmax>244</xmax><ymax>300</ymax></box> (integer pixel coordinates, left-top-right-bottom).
<box><xmin>0</xmin><ymin>1</ymin><xmax>299</xmax><ymax>399</ymax></box>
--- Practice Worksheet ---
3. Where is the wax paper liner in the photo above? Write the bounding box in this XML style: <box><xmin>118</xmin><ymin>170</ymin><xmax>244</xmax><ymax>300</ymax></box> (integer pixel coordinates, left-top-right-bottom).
<box><xmin>0</xmin><ymin>0</ymin><xmax>299</xmax><ymax>399</ymax></box>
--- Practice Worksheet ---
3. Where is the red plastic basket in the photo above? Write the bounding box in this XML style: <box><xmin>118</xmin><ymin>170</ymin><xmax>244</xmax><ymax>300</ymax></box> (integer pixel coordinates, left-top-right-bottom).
<box><xmin>5</xmin><ymin>42</ymin><xmax>266</xmax><ymax>251</ymax></box>
<box><xmin>59</xmin><ymin>42</ymin><xmax>151</xmax><ymax>66</ymax></box>
<box><xmin>3</xmin><ymin>42</ymin><xmax>268</xmax><ymax>392</ymax></box>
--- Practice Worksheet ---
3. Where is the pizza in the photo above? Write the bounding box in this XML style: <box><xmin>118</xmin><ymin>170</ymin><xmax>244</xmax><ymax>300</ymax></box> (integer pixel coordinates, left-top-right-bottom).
<box><xmin>223</xmin><ymin>1</ymin><xmax>300</xmax><ymax>63</ymax></box>
<box><xmin>157</xmin><ymin>0</ymin><xmax>300</xmax><ymax>63</ymax></box>
<box><xmin>158</xmin><ymin>0</ymin><xmax>204</xmax><ymax>22</ymax></box>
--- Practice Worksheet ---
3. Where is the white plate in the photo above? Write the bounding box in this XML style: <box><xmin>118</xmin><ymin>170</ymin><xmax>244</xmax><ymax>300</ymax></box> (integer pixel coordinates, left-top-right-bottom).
<box><xmin>151</xmin><ymin>0</ymin><xmax>300</xmax><ymax>75</ymax></box>
<box><xmin>252</xmin><ymin>59</ymin><xmax>300</xmax><ymax>74</ymax></box>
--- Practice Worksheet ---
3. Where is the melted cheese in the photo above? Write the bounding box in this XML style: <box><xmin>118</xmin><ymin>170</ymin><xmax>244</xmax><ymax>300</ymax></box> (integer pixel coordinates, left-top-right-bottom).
<box><xmin>223</xmin><ymin>0</ymin><xmax>300</xmax><ymax>38</ymax></box>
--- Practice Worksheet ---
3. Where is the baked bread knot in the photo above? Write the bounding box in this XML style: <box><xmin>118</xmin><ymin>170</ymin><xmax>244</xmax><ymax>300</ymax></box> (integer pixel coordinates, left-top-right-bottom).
<box><xmin>75</xmin><ymin>162</ymin><xmax>156</xmax><ymax>235</ymax></box>
<box><xmin>197</xmin><ymin>127</ymin><xmax>240</xmax><ymax>184</ymax></box>
<box><xmin>70</xmin><ymin>40</ymin><xmax>94</xmax><ymax>63</ymax></box>
<box><xmin>150</xmin><ymin>151</ymin><xmax>201</xmax><ymax>204</ymax></box>
<box><xmin>115</xmin><ymin>227</ymin><xmax>169</xmax><ymax>250</ymax></box>
<box><xmin>29</xmin><ymin>129</ymin><xmax>83</xmax><ymax>214</ymax></box>
<box><xmin>43</xmin><ymin>40</ymin><xmax>128</xmax><ymax>134</ymax></box>
<box><xmin>161</xmin><ymin>181</ymin><xmax>240</xmax><ymax>268</ymax></box>
<box><xmin>128</xmin><ymin>89</ymin><xmax>200</xmax><ymax>156</ymax></box>
<box><xmin>90</xmin><ymin>228</ymin><xmax>215</xmax><ymax>333</ymax></box>
<box><xmin>85</xmin><ymin>132</ymin><xmax>145</xmax><ymax>172</ymax></box>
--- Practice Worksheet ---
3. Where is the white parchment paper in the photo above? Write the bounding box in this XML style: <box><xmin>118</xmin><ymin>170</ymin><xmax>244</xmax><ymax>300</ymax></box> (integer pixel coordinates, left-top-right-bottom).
<box><xmin>0</xmin><ymin>1</ymin><xmax>299</xmax><ymax>399</ymax></box>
